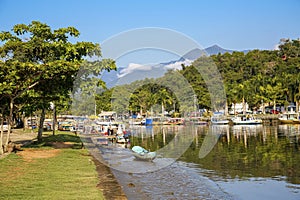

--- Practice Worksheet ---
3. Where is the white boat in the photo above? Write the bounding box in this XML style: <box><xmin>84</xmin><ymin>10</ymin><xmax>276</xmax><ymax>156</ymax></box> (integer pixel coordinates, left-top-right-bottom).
<box><xmin>116</xmin><ymin>135</ymin><xmax>127</xmax><ymax>143</ymax></box>
<box><xmin>116</xmin><ymin>124</ymin><xmax>129</xmax><ymax>143</ymax></box>
<box><xmin>132</xmin><ymin>146</ymin><xmax>156</xmax><ymax>161</ymax></box>
<box><xmin>232</xmin><ymin>115</ymin><xmax>262</xmax><ymax>125</ymax></box>
<box><xmin>211</xmin><ymin>112</ymin><xmax>229</xmax><ymax>125</ymax></box>
<box><xmin>2</xmin><ymin>121</ymin><xmax>8</xmax><ymax>132</ymax></box>
<box><xmin>96</xmin><ymin>121</ymin><xmax>119</xmax><ymax>135</ymax></box>
<box><xmin>278</xmin><ymin>112</ymin><xmax>300</xmax><ymax>124</ymax></box>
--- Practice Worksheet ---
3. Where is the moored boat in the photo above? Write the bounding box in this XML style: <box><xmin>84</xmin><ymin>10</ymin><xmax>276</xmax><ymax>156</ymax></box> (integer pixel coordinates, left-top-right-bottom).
<box><xmin>132</xmin><ymin>146</ymin><xmax>156</xmax><ymax>161</ymax></box>
<box><xmin>278</xmin><ymin>112</ymin><xmax>300</xmax><ymax>124</ymax></box>
<box><xmin>163</xmin><ymin>118</ymin><xmax>185</xmax><ymax>125</ymax></box>
<box><xmin>116</xmin><ymin>124</ymin><xmax>130</xmax><ymax>143</ymax></box>
<box><xmin>231</xmin><ymin>115</ymin><xmax>262</xmax><ymax>125</ymax></box>
<box><xmin>211</xmin><ymin>112</ymin><xmax>229</xmax><ymax>125</ymax></box>
<box><xmin>189</xmin><ymin>117</ymin><xmax>208</xmax><ymax>125</ymax></box>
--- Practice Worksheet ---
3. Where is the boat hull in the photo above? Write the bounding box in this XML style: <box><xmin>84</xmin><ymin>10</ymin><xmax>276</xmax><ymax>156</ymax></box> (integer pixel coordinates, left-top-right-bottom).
<box><xmin>232</xmin><ymin>120</ymin><xmax>262</xmax><ymax>125</ymax></box>
<box><xmin>211</xmin><ymin>120</ymin><xmax>229</xmax><ymax>125</ymax></box>
<box><xmin>116</xmin><ymin>137</ymin><xmax>127</xmax><ymax>143</ymax></box>
<box><xmin>278</xmin><ymin>113</ymin><xmax>300</xmax><ymax>124</ymax></box>
<box><xmin>279</xmin><ymin>119</ymin><xmax>300</xmax><ymax>124</ymax></box>
<box><xmin>211</xmin><ymin>112</ymin><xmax>229</xmax><ymax>125</ymax></box>
<box><xmin>132</xmin><ymin>146</ymin><xmax>156</xmax><ymax>161</ymax></box>
<box><xmin>133</xmin><ymin>152</ymin><xmax>157</xmax><ymax>161</ymax></box>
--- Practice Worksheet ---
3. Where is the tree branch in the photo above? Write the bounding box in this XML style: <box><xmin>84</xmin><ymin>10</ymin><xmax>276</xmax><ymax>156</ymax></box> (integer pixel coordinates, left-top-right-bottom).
<box><xmin>14</xmin><ymin>81</ymin><xmax>40</xmax><ymax>100</ymax></box>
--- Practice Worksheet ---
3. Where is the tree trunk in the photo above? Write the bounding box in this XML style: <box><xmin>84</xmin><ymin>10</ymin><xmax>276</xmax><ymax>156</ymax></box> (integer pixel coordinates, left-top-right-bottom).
<box><xmin>262</xmin><ymin>100</ymin><xmax>266</xmax><ymax>114</ymax></box>
<box><xmin>296</xmin><ymin>101</ymin><xmax>299</xmax><ymax>113</ymax></box>
<box><xmin>151</xmin><ymin>106</ymin><xmax>153</xmax><ymax>117</ymax></box>
<box><xmin>22</xmin><ymin>112</ymin><xmax>25</xmax><ymax>131</ymax></box>
<box><xmin>5</xmin><ymin>98</ymin><xmax>14</xmax><ymax>146</ymax></box>
<box><xmin>242</xmin><ymin>96</ymin><xmax>246</xmax><ymax>115</ymax></box>
<box><xmin>234</xmin><ymin>103</ymin><xmax>236</xmax><ymax>116</ymax></box>
<box><xmin>0</xmin><ymin>116</ymin><xmax>4</xmax><ymax>155</ymax></box>
<box><xmin>52</xmin><ymin>103</ymin><xmax>56</xmax><ymax>136</ymax></box>
<box><xmin>38</xmin><ymin>106</ymin><xmax>46</xmax><ymax>142</ymax></box>
<box><xmin>273</xmin><ymin>100</ymin><xmax>276</xmax><ymax>114</ymax></box>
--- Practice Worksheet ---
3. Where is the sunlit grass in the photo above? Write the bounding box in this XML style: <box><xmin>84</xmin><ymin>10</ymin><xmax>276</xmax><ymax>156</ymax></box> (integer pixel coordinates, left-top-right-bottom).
<box><xmin>0</xmin><ymin>132</ymin><xmax>104</xmax><ymax>200</ymax></box>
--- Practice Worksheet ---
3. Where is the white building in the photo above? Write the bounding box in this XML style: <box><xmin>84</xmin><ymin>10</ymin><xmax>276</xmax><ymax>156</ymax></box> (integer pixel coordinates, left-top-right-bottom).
<box><xmin>229</xmin><ymin>102</ymin><xmax>252</xmax><ymax>115</ymax></box>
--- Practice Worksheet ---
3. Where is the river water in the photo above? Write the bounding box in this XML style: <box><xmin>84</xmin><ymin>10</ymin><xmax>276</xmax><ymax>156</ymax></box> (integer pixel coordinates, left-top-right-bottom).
<box><xmin>82</xmin><ymin>124</ymin><xmax>300</xmax><ymax>200</ymax></box>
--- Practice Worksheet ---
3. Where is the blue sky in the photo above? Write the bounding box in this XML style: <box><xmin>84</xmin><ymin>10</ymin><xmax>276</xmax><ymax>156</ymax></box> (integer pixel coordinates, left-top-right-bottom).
<box><xmin>1</xmin><ymin>0</ymin><xmax>299</xmax><ymax>87</ymax></box>
<box><xmin>0</xmin><ymin>0</ymin><xmax>299</xmax><ymax>51</ymax></box>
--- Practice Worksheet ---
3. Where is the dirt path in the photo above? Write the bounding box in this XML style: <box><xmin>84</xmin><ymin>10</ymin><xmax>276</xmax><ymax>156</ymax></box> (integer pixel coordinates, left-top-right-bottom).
<box><xmin>18</xmin><ymin>148</ymin><xmax>61</xmax><ymax>161</ymax></box>
<box><xmin>0</xmin><ymin>129</ymin><xmax>37</xmax><ymax>159</ymax></box>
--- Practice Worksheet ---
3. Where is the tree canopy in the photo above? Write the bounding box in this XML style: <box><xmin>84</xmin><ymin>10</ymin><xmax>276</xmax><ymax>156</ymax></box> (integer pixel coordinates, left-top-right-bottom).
<box><xmin>96</xmin><ymin>38</ymin><xmax>300</xmax><ymax>116</ymax></box>
<box><xmin>0</xmin><ymin>21</ymin><xmax>115</xmax><ymax>146</ymax></box>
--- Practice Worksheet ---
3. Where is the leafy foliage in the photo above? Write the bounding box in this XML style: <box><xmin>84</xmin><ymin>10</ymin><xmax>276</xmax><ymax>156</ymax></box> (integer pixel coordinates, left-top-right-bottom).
<box><xmin>0</xmin><ymin>21</ymin><xmax>115</xmax><ymax>143</ymax></box>
<box><xmin>96</xmin><ymin>38</ymin><xmax>300</xmax><ymax>114</ymax></box>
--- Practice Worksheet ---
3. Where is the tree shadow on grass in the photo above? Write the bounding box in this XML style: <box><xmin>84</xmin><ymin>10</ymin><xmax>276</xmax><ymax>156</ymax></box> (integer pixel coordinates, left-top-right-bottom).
<box><xmin>24</xmin><ymin>132</ymin><xmax>83</xmax><ymax>149</ymax></box>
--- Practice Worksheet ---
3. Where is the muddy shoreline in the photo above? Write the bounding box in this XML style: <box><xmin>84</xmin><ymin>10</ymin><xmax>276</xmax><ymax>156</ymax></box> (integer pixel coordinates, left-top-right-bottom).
<box><xmin>92</xmin><ymin>156</ymin><xmax>127</xmax><ymax>200</ymax></box>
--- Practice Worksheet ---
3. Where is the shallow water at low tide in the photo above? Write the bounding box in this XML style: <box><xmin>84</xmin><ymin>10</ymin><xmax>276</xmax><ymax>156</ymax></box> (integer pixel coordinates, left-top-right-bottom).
<box><xmin>81</xmin><ymin>124</ymin><xmax>300</xmax><ymax>199</ymax></box>
<box><xmin>113</xmin><ymin>161</ymin><xmax>233</xmax><ymax>200</ymax></box>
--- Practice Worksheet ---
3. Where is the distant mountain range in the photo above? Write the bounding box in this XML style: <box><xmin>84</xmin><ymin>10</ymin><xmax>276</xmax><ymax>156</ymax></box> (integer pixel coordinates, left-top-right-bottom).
<box><xmin>182</xmin><ymin>44</ymin><xmax>250</xmax><ymax>60</ymax></box>
<box><xmin>101</xmin><ymin>45</ymin><xmax>249</xmax><ymax>88</ymax></box>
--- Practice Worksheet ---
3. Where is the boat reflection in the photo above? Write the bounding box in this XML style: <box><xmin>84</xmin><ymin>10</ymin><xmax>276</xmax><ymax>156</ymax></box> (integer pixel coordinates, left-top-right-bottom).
<box><xmin>231</xmin><ymin>124</ymin><xmax>263</xmax><ymax>147</ymax></box>
<box><xmin>182</xmin><ymin>124</ymin><xmax>300</xmax><ymax>185</ymax></box>
<box><xmin>278</xmin><ymin>124</ymin><xmax>300</xmax><ymax>144</ymax></box>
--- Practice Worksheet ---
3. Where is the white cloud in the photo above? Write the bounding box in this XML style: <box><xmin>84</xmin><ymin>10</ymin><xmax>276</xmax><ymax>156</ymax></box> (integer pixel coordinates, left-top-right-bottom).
<box><xmin>117</xmin><ymin>63</ymin><xmax>153</xmax><ymax>78</ymax></box>
<box><xmin>273</xmin><ymin>44</ymin><xmax>280</xmax><ymax>50</ymax></box>
<box><xmin>163</xmin><ymin>59</ymin><xmax>193</xmax><ymax>70</ymax></box>
<box><xmin>117</xmin><ymin>59</ymin><xmax>193</xmax><ymax>79</ymax></box>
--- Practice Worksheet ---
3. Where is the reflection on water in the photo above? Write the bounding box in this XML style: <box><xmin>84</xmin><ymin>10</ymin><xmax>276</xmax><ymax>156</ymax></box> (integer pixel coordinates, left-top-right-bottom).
<box><xmin>83</xmin><ymin>124</ymin><xmax>300</xmax><ymax>199</ymax></box>
<box><xmin>181</xmin><ymin>124</ymin><xmax>300</xmax><ymax>184</ymax></box>
<box><xmin>129</xmin><ymin>124</ymin><xmax>300</xmax><ymax>199</ymax></box>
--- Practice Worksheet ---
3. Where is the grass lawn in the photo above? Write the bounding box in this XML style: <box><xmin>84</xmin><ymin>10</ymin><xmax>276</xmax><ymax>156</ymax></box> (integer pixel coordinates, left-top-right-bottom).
<box><xmin>0</xmin><ymin>131</ymin><xmax>104</xmax><ymax>200</ymax></box>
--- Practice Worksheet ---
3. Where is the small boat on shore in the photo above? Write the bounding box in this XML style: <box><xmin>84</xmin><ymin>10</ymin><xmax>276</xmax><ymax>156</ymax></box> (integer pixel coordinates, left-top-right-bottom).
<box><xmin>116</xmin><ymin>135</ymin><xmax>127</xmax><ymax>143</ymax></box>
<box><xmin>232</xmin><ymin>115</ymin><xmax>262</xmax><ymax>125</ymax></box>
<box><xmin>132</xmin><ymin>146</ymin><xmax>156</xmax><ymax>161</ymax></box>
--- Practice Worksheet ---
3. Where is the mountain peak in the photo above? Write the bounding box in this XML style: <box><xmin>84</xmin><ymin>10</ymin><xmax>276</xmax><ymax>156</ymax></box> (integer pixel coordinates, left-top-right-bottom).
<box><xmin>210</xmin><ymin>44</ymin><xmax>222</xmax><ymax>48</ymax></box>
<box><xmin>205</xmin><ymin>45</ymin><xmax>233</xmax><ymax>55</ymax></box>
<box><xmin>182</xmin><ymin>45</ymin><xmax>234</xmax><ymax>60</ymax></box>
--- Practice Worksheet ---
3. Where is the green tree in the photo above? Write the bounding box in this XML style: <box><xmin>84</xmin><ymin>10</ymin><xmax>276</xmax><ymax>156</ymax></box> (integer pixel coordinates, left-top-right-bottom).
<box><xmin>154</xmin><ymin>88</ymin><xmax>173</xmax><ymax>117</ymax></box>
<box><xmin>0</xmin><ymin>21</ymin><xmax>114</xmax><ymax>143</ymax></box>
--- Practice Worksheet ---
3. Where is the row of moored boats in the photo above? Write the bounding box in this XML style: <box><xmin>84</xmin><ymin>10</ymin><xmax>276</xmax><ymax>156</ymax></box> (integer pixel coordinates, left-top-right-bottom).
<box><xmin>211</xmin><ymin>112</ymin><xmax>300</xmax><ymax>125</ymax></box>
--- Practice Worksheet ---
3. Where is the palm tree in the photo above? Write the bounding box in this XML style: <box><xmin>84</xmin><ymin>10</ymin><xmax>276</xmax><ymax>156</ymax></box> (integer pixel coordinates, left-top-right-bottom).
<box><xmin>146</xmin><ymin>93</ymin><xmax>156</xmax><ymax>117</ymax></box>
<box><xmin>154</xmin><ymin>88</ymin><xmax>173</xmax><ymax>117</ymax></box>
<box><xmin>292</xmin><ymin>73</ymin><xmax>300</xmax><ymax>114</ymax></box>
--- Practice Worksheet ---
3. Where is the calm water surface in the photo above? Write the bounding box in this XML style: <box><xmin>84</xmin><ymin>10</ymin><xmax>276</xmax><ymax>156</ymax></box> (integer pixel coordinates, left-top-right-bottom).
<box><xmin>83</xmin><ymin>124</ymin><xmax>300</xmax><ymax>199</ymax></box>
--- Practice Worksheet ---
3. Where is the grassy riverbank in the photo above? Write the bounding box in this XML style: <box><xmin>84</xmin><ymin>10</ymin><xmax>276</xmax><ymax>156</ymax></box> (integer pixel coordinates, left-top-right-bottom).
<box><xmin>0</xmin><ymin>131</ymin><xmax>104</xmax><ymax>200</ymax></box>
